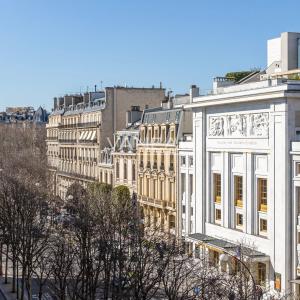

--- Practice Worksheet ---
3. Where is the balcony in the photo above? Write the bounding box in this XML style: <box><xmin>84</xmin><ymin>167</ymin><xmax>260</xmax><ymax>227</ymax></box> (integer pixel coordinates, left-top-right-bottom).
<box><xmin>58</xmin><ymin>139</ymin><xmax>77</xmax><ymax>144</ymax></box>
<box><xmin>47</xmin><ymin>137</ymin><xmax>58</xmax><ymax>141</ymax></box>
<box><xmin>58</xmin><ymin>122</ymin><xmax>99</xmax><ymax>129</ymax></box>
<box><xmin>57</xmin><ymin>171</ymin><xmax>96</xmax><ymax>182</ymax></box>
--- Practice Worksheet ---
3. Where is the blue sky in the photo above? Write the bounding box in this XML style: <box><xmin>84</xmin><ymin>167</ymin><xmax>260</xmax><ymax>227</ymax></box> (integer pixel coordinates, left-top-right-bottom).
<box><xmin>0</xmin><ymin>0</ymin><xmax>300</xmax><ymax>111</ymax></box>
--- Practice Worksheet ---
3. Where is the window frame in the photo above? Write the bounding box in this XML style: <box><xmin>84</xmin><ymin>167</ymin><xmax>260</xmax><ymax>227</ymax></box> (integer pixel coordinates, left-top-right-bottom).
<box><xmin>258</xmin><ymin>178</ymin><xmax>268</xmax><ymax>212</ymax></box>
<box><xmin>214</xmin><ymin>173</ymin><xmax>221</xmax><ymax>204</ymax></box>
<box><xmin>234</xmin><ymin>175</ymin><xmax>243</xmax><ymax>207</ymax></box>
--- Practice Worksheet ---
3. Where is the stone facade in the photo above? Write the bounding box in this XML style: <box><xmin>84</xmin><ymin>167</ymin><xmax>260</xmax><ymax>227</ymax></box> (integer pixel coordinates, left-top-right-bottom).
<box><xmin>186</xmin><ymin>78</ymin><xmax>300</xmax><ymax>295</ymax></box>
<box><xmin>137</xmin><ymin>105</ymin><xmax>192</xmax><ymax>236</ymax></box>
<box><xmin>46</xmin><ymin>87</ymin><xmax>165</xmax><ymax>199</ymax></box>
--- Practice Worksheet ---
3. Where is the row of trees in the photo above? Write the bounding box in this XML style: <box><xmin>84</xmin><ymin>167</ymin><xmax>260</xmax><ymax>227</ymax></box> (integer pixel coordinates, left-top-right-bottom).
<box><xmin>0</xmin><ymin>124</ymin><xmax>293</xmax><ymax>299</ymax></box>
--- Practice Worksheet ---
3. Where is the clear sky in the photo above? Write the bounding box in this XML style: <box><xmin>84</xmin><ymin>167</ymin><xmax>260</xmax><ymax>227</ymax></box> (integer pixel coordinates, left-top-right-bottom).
<box><xmin>0</xmin><ymin>0</ymin><xmax>300</xmax><ymax>112</ymax></box>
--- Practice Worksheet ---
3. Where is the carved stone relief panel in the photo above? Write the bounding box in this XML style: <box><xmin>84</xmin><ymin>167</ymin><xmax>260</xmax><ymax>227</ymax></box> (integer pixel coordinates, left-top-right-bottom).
<box><xmin>208</xmin><ymin>113</ymin><xmax>269</xmax><ymax>138</ymax></box>
<box><xmin>249</xmin><ymin>113</ymin><xmax>269</xmax><ymax>137</ymax></box>
<box><xmin>209</xmin><ymin>117</ymin><xmax>224</xmax><ymax>136</ymax></box>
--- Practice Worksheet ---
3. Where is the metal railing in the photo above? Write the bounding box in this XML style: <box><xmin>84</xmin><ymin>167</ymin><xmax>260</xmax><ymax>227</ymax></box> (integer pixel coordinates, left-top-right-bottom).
<box><xmin>58</xmin><ymin>122</ymin><xmax>99</xmax><ymax>129</ymax></box>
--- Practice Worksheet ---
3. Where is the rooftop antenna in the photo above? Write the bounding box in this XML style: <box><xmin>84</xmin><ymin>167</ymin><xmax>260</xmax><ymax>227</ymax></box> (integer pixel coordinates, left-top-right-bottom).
<box><xmin>94</xmin><ymin>84</ymin><xmax>97</xmax><ymax>92</ymax></box>
<box><xmin>100</xmin><ymin>81</ymin><xmax>103</xmax><ymax>90</ymax></box>
<box><xmin>86</xmin><ymin>86</ymin><xmax>89</xmax><ymax>93</ymax></box>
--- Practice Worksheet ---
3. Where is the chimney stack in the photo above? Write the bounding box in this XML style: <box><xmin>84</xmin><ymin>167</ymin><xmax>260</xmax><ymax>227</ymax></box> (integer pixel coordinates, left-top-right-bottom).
<box><xmin>190</xmin><ymin>85</ymin><xmax>199</xmax><ymax>103</ymax></box>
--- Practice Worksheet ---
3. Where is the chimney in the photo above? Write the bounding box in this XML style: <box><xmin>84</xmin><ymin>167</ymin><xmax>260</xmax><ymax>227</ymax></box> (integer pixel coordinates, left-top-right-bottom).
<box><xmin>58</xmin><ymin>97</ymin><xmax>64</xmax><ymax>109</ymax></box>
<box><xmin>166</xmin><ymin>91</ymin><xmax>173</xmax><ymax>109</ymax></box>
<box><xmin>190</xmin><ymin>85</ymin><xmax>199</xmax><ymax>103</ymax></box>
<box><xmin>53</xmin><ymin>97</ymin><xmax>57</xmax><ymax>110</ymax></box>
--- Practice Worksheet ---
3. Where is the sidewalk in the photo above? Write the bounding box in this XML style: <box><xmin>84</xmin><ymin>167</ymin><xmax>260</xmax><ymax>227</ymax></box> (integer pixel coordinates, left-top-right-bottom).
<box><xmin>0</xmin><ymin>277</ymin><xmax>28</xmax><ymax>300</ymax></box>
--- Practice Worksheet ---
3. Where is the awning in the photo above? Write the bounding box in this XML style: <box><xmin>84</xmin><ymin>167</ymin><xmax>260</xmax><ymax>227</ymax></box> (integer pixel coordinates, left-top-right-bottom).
<box><xmin>79</xmin><ymin>131</ymin><xmax>85</xmax><ymax>140</ymax></box>
<box><xmin>91</xmin><ymin>131</ymin><xmax>97</xmax><ymax>141</ymax></box>
<box><xmin>86</xmin><ymin>131</ymin><xmax>93</xmax><ymax>140</ymax></box>
<box><xmin>188</xmin><ymin>233</ymin><xmax>268</xmax><ymax>260</ymax></box>
<box><xmin>82</xmin><ymin>131</ymin><xmax>89</xmax><ymax>140</ymax></box>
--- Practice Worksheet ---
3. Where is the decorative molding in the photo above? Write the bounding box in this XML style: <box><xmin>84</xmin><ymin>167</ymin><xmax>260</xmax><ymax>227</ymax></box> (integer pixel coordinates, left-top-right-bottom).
<box><xmin>208</xmin><ymin>113</ymin><xmax>269</xmax><ymax>138</ymax></box>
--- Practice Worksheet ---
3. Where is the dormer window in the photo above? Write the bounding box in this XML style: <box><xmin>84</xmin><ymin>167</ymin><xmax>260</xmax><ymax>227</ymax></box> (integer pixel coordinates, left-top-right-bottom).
<box><xmin>154</xmin><ymin>127</ymin><xmax>159</xmax><ymax>142</ymax></box>
<box><xmin>147</xmin><ymin>126</ymin><xmax>152</xmax><ymax>143</ymax></box>
<box><xmin>169</xmin><ymin>127</ymin><xmax>175</xmax><ymax>143</ymax></box>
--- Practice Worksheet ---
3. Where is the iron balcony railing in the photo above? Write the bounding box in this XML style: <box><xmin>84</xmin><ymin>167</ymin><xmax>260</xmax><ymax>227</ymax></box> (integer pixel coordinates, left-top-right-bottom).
<box><xmin>58</xmin><ymin>139</ymin><xmax>77</xmax><ymax>143</ymax></box>
<box><xmin>58</xmin><ymin>122</ymin><xmax>99</xmax><ymax>129</ymax></box>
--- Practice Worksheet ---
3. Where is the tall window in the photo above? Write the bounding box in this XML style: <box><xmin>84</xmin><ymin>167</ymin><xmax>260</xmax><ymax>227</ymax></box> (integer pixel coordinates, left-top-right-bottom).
<box><xmin>132</xmin><ymin>163</ymin><xmax>136</xmax><ymax>182</ymax></box>
<box><xmin>147</xmin><ymin>151</ymin><xmax>150</xmax><ymax>168</ymax></box>
<box><xmin>297</xmin><ymin>162</ymin><xmax>300</xmax><ymax>176</ymax></box>
<box><xmin>153</xmin><ymin>152</ymin><xmax>158</xmax><ymax>169</ymax></box>
<box><xmin>139</xmin><ymin>151</ymin><xmax>144</xmax><ymax>168</ymax></box>
<box><xmin>257</xmin><ymin>263</ymin><xmax>266</xmax><ymax>286</ymax></box>
<box><xmin>258</xmin><ymin>178</ymin><xmax>267</xmax><ymax>212</ymax></box>
<box><xmin>124</xmin><ymin>161</ymin><xmax>127</xmax><ymax>180</ymax></box>
<box><xmin>189</xmin><ymin>156</ymin><xmax>193</xmax><ymax>167</ymax></box>
<box><xmin>169</xmin><ymin>215</ymin><xmax>175</xmax><ymax>228</ymax></box>
<box><xmin>214</xmin><ymin>174</ymin><xmax>221</xmax><ymax>203</ymax></box>
<box><xmin>170</xmin><ymin>129</ymin><xmax>175</xmax><ymax>143</ymax></box>
<box><xmin>236</xmin><ymin>213</ymin><xmax>243</xmax><ymax>227</ymax></box>
<box><xmin>160</xmin><ymin>152</ymin><xmax>165</xmax><ymax>170</ymax></box>
<box><xmin>260</xmin><ymin>218</ymin><xmax>267</xmax><ymax>233</ymax></box>
<box><xmin>169</xmin><ymin>153</ymin><xmax>174</xmax><ymax>171</ymax></box>
<box><xmin>181</xmin><ymin>156</ymin><xmax>186</xmax><ymax>166</ymax></box>
<box><xmin>215</xmin><ymin>209</ymin><xmax>221</xmax><ymax>221</ymax></box>
<box><xmin>212</xmin><ymin>251</ymin><xmax>219</xmax><ymax>267</ymax></box>
<box><xmin>181</xmin><ymin>174</ymin><xmax>186</xmax><ymax>197</ymax></box>
<box><xmin>146</xmin><ymin>178</ymin><xmax>150</xmax><ymax>197</ymax></box>
<box><xmin>234</xmin><ymin>176</ymin><xmax>243</xmax><ymax>207</ymax></box>
<box><xmin>169</xmin><ymin>181</ymin><xmax>173</xmax><ymax>202</ymax></box>
<box><xmin>161</xmin><ymin>128</ymin><xmax>166</xmax><ymax>143</ymax></box>
<box><xmin>116</xmin><ymin>162</ymin><xmax>119</xmax><ymax>179</ymax></box>
<box><xmin>160</xmin><ymin>180</ymin><xmax>164</xmax><ymax>200</ymax></box>
<box><xmin>189</xmin><ymin>174</ymin><xmax>193</xmax><ymax>200</ymax></box>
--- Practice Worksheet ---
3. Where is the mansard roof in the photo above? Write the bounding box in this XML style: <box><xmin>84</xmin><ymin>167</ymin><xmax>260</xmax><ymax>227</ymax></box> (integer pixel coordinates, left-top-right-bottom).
<box><xmin>142</xmin><ymin>107</ymin><xmax>182</xmax><ymax>125</ymax></box>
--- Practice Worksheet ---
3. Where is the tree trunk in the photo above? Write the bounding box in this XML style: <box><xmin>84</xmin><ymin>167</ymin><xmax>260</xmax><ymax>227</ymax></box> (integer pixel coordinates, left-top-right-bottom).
<box><xmin>4</xmin><ymin>244</ymin><xmax>8</xmax><ymax>284</ymax></box>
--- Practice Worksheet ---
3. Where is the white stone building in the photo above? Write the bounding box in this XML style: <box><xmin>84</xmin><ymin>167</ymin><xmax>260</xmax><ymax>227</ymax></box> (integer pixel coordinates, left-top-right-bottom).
<box><xmin>185</xmin><ymin>32</ymin><xmax>300</xmax><ymax>295</ymax></box>
<box><xmin>177</xmin><ymin>134</ymin><xmax>194</xmax><ymax>239</ymax></box>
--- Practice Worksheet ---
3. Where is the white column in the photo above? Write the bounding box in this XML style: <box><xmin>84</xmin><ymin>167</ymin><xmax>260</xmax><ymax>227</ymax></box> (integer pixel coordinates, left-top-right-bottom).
<box><xmin>223</xmin><ymin>152</ymin><xmax>229</xmax><ymax>228</ymax></box>
<box><xmin>194</xmin><ymin>109</ymin><xmax>206</xmax><ymax>233</ymax></box>
<box><xmin>246</xmin><ymin>152</ymin><xmax>254</xmax><ymax>234</ymax></box>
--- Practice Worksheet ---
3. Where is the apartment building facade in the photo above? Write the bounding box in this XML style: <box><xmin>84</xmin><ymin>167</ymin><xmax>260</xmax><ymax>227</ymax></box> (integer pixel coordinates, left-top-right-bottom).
<box><xmin>137</xmin><ymin>104</ymin><xmax>192</xmax><ymax>235</ymax></box>
<box><xmin>46</xmin><ymin>87</ymin><xmax>165</xmax><ymax>199</ymax></box>
<box><xmin>185</xmin><ymin>33</ymin><xmax>300</xmax><ymax>296</ymax></box>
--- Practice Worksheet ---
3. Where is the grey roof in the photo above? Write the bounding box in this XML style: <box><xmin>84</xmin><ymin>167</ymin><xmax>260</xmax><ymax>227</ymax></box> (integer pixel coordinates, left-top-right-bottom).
<box><xmin>142</xmin><ymin>107</ymin><xmax>182</xmax><ymax>125</ymax></box>
<box><xmin>188</xmin><ymin>233</ymin><xmax>267</xmax><ymax>259</ymax></box>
